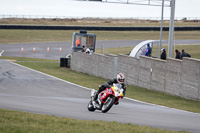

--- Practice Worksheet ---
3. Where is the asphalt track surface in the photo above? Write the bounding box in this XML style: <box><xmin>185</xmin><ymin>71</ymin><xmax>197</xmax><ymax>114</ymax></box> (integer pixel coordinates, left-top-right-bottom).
<box><xmin>0</xmin><ymin>39</ymin><xmax>200</xmax><ymax>60</ymax></box>
<box><xmin>0</xmin><ymin>40</ymin><xmax>200</xmax><ymax>132</ymax></box>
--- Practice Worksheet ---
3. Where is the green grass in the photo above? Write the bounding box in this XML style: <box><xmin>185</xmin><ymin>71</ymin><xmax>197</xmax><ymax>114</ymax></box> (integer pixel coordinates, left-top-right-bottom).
<box><xmin>0</xmin><ymin>108</ymin><xmax>187</xmax><ymax>133</ymax></box>
<box><xmin>0</xmin><ymin>30</ymin><xmax>200</xmax><ymax>44</ymax></box>
<box><xmin>0</xmin><ymin>30</ymin><xmax>76</xmax><ymax>44</ymax></box>
<box><xmin>126</xmin><ymin>86</ymin><xmax>200</xmax><ymax>113</ymax></box>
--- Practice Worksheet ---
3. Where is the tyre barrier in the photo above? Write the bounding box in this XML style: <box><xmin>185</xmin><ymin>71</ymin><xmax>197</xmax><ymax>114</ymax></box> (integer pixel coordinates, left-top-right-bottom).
<box><xmin>0</xmin><ymin>25</ymin><xmax>200</xmax><ymax>31</ymax></box>
<box><xmin>60</xmin><ymin>57</ymin><xmax>70</xmax><ymax>68</ymax></box>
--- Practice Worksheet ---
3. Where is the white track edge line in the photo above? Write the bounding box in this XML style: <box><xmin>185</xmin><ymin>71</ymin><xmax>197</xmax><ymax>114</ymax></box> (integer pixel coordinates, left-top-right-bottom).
<box><xmin>0</xmin><ymin>50</ymin><xmax>5</xmax><ymax>56</ymax></box>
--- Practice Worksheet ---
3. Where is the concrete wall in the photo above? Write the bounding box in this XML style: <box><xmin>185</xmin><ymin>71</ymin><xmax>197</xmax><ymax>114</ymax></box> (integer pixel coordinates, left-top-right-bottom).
<box><xmin>71</xmin><ymin>52</ymin><xmax>116</xmax><ymax>80</ymax></box>
<box><xmin>118</xmin><ymin>55</ymin><xmax>167</xmax><ymax>92</ymax></box>
<box><xmin>138</xmin><ymin>56</ymin><xmax>152</xmax><ymax>90</ymax></box>
<box><xmin>180</xmin><ymin>58</ymin><xmax>200</xmax><ymax>100</ymax></box>
<box><xmin>165</xmin><ymin>58</ymin><xmax>182</xmax><ymax>96</ymax></box>
<box><xmin>150</xmin><ymin>58</ymin><xmax>166</xmax><ymax>92</ymax></box>
<box><xmin>71</xmin><ymin>52</ymin><xmax>200</xmax><ymax>101</ymax></box>
<box><xmin>117</xmin><ymin>54</ymin><xmax>139</xmax><ymax>87</ymax></box>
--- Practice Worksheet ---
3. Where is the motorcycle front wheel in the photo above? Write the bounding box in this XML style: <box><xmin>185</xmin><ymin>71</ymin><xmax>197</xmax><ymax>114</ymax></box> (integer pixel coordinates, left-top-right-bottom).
<box><xmin>102</xmin><ymin>97</ymin><xmax>115</xmax><ymax>113</ymax></box>
<box><xmin>87</xmin><ymin>100</ymin><xmax>96</xmax><ymax>112</ymax></box>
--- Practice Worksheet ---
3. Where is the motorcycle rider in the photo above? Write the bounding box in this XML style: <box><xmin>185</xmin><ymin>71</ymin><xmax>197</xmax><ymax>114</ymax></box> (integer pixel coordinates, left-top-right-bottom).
<box><xmin>93</xmin><ymin>73</ymin><xmax>126</xmax><ymax>109</ymax></box>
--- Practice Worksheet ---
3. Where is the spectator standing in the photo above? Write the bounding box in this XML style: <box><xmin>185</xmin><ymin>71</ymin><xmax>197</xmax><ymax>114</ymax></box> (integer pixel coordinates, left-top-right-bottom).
<box><xmin>180</xmin><ymin>49</ymin><xmax>191</xmax><ymax>60</ymax></box>
<box><xmin>76</xmin><ymin>37</ymin><xmax>81</xmax><ymax>47</ymax></box>
<box><xmin>175</xmin><ymin>49</ymin><xmax>181</xmax><ymax>59</ymax></box>
<box><xmin>145</xmin><ymin>43</ymin><xmax>152</xmax><ymax>57</ymax></box>
<box><xmin>160</xmin><ymin>48</ymin><xmax>167</xmax><ymax>60</ymax></box>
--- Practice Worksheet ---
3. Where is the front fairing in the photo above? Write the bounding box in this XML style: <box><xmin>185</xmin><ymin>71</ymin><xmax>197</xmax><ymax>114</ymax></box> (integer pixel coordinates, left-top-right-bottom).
<box><xmin>112</xmin><ymin>83</ymin><xmax>124</xmax><ymax>97</ymax></box>
<box><xmin>99</xmin><ymin>83</ymin><xmax>123</xmax><ymax>101</ymax></box>
<box><xmin>99</xmin><ymin>88</ymin><xmax>113</xmax><ymax>101</ymax></box>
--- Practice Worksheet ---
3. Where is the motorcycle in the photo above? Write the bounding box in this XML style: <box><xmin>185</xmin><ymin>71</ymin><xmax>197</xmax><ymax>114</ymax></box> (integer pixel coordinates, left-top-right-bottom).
<box><xmin>87</xmin><ymin>83</ymin><xmax>124</xmax><ymax>113</ymax></box>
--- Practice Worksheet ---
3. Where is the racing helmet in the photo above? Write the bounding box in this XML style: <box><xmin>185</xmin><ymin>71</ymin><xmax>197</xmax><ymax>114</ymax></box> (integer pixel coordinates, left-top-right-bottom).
<box><xmin>117</xmin><ymin>73</ymin><xmax>125</xmax><ymax>84</ymax></box>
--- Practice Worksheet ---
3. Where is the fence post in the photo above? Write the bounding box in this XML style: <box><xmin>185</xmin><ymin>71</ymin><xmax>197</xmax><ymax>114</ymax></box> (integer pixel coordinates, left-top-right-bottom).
<box><xmin>113</xmin><ymin>57</ymin><xmax>118</xmax><ymax>78</ymax></box>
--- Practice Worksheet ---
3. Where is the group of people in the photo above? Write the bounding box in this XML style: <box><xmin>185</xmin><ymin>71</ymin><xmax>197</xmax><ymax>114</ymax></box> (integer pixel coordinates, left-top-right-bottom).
<box><xmin>76</xmin><ymin>38</ymin><xmax>91</xmax><ymax>54</ymax></box>
<box><xmin>145</xmin><ymin>43</ymin><xmax>167</xmax><ymax>60</ymax></box>
<box><xmin>175</xmin><ymin>49</ymin><xmax>191</xmax><ymax>60</ymax></box>
<box><xmin>145</xmin><ymin>43</ymin><xmax>191</xmax><ymax>60</ymax></box>
<box><xmin>163</xmin><ymin>49</ymin><xmax>191</xmax><ymax>60</ymax></box>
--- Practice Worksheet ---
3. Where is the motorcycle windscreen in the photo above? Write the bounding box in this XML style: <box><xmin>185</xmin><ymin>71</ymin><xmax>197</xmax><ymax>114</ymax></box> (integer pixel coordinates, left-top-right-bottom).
<box><xmin>112</xmin><ymin>84</ymin><xmax>123</xmax><ymax>97</ymax></box>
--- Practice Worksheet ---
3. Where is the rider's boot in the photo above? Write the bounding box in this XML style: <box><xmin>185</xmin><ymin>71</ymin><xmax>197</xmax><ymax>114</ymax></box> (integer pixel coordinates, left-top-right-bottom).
<box><xmin>92</xmin><ymin>87</ymin><xmax>104</xmax><ymax>109</ymax></box>
<box><xmin>93</xmin><ymin>92</ymin><xmax>98</xmax><ymax>101</ymax></box>
<box><xmin>92</xmin><ymin>100</ymin><xmax>101</xmax><ymax>109</ymax></box>
<box><xmin>92</xmin><ymin>92</ymin><xmax>100</xmax><ymax>109</ymax></box>
<box><xmin>93</xmin><ymin>93</ymin><xmax>104</xmax><ymax>109</ymax></box>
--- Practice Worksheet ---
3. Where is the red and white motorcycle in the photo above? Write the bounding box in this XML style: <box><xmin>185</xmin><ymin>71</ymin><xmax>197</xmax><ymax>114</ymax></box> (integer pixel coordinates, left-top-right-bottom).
<box><xmin>87</xmin><ymin>83</ymin><xmax>124</xmax><ymax>113</ymax></box>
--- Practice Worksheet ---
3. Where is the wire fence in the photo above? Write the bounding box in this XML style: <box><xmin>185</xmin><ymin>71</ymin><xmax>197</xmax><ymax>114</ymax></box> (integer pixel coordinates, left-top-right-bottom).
<box><xmin>0</xmin><ymin>14</ymin><xmax>200</xmax><ymax>21</ymax></box>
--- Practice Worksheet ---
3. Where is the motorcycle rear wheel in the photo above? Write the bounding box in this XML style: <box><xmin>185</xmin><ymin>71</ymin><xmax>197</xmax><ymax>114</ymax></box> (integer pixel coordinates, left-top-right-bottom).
<box><xmin>102</xmin><ymin>97</ymin><xmax>115</xmax><ymax>113</ymax></box>
<box><xmin>87</xmin><ymin>100</ymin><xmax>96</xmax><ymax>112</ymax></box>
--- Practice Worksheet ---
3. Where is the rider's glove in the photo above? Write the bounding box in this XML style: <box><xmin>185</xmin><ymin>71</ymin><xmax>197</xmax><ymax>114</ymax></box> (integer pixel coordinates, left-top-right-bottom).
<box><xmin>105</xmin><ymin>84</ymin><xmax>111</xmax><ymax>89</ymax></box>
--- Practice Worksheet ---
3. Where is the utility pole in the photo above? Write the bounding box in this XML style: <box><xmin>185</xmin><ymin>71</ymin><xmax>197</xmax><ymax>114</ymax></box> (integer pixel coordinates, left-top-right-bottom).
<box><xmin>159</xmin><ymin>0</ymin><xmax>164</xmax><ymax>58</ymax></box>
<box><xmin>168</xmin><ymin>0</ymin><xmax>175</xmax><ymax>58</ymax></box>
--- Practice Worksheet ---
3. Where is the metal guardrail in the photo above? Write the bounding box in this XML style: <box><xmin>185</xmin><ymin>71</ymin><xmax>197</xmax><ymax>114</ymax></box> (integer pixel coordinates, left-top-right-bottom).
<box><xmin>0</xmin><ymin>25</ymin><xmax>200</xmax><ymax>31</ymax></box>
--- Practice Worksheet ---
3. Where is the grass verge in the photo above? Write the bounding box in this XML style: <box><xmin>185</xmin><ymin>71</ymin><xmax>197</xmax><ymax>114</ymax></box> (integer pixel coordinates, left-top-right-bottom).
<box><xmin>0</xmin><ymin>108</ymin><xmax>187</xmax><ymax>133</ymax></box>
<box><xmin>0</xmin><ymin>30</ymin><xmax>200</xmax><ymax>44</ymax></box>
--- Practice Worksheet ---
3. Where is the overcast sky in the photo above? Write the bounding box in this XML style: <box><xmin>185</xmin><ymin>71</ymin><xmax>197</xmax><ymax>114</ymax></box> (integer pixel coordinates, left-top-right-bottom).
<box><xmin>0</xmin><ymin>0</ymin><xmax>199</xmax><ymax>19</ymax></box>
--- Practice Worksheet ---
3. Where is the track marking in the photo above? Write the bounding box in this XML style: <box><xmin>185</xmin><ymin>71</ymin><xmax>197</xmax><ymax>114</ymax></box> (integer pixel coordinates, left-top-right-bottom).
<box><xmin>0</xmin><ymin>50</ymin><xmax>4</xmax><ymax>56</ymax></box>
<box><xmin>10</xmin><ymin>61</ymin><xmax>199</xmax><ymax>115</ymax></box>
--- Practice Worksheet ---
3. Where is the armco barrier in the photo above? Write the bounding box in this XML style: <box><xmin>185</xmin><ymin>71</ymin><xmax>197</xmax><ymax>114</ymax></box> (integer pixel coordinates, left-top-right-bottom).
<box><xmin>71</xmin><ymin>52</ymin><xmax>200</xmax><ymax>101</ymax></box>
<box><xmin>0</xmin><ymin>25</ymin><xmax>200</xmax><ymax>31</ymax></box>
